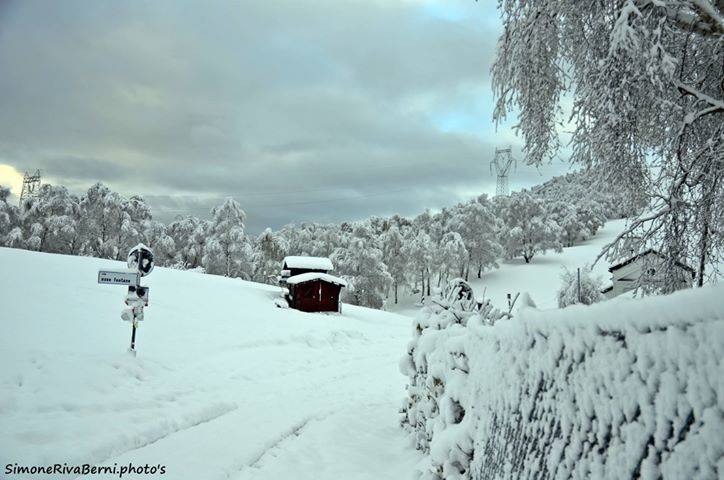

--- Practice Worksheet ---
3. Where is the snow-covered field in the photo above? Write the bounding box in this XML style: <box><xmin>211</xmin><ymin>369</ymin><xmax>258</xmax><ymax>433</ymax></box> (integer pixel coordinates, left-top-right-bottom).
<box><xmin>2</xmin><ymin>217</ymin><xmax>719</xmax><ymax>479</ymax></box>
<box><xmin>391</xmin><ymin>219</ymin><xmax>628</xmax><ymax>315</ymax></box>
<box><xmin>0</xmin><ymin>248</ymin><xmax>420</xmax><ymax>479</ymax></box>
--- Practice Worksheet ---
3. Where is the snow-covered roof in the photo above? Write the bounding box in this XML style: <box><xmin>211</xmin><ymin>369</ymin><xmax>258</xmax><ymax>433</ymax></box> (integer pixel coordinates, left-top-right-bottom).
<box><xmin>608</xmin><ymin>249</ymin><xmax>694</xmax><ymax>274</ymax></box>
<box><xmin>282</xmin><ymin>256</ymin><xmax>333</xmax><ymax>271</ymax></box>
<box><xmin>286</xmin><ymin>272</ymin><xmax>347</xmax><ymax>287</ymax></box>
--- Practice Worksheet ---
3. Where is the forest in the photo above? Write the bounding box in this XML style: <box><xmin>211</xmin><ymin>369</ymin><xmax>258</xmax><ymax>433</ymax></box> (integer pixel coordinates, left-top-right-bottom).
<box><xmin>0</xmin><ymin>171</ymin><xmax>634</xmax><ymax>308</ymax></box>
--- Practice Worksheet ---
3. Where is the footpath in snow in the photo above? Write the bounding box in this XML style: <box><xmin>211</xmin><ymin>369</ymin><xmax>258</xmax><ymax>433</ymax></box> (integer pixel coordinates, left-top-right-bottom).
<box><xmin>0</xmin><ymin>247</ymin><xmax>421</xmax><ymax>480</ymax></box>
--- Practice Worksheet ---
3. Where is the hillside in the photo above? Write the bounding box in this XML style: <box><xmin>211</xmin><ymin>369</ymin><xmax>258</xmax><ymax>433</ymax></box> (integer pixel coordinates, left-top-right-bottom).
<box><xmin>0</xmin><ymin>247</ymin><xmax>420</xmax><ymax>480</ymax></box>
<box><xmin>391</xmin><ymin>219</ymin><xmax>629</xmax><ymax>315</ymax></box>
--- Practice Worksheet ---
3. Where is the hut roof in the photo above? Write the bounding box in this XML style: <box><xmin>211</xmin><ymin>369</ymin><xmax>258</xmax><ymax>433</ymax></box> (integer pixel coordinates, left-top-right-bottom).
<box><xmin>282</xmin><ymin>256</ymin><xmax>333</xmax><ymax>271</ymax></box>
<box><xmin>286</xmin><ymin>272</ymin><xmax>347</xmax><ymax>287</ymax></box>
<box><xmin>608</xmin><ymin>249</ymin><xmax>695</xmax><ymax>274</ymax></box>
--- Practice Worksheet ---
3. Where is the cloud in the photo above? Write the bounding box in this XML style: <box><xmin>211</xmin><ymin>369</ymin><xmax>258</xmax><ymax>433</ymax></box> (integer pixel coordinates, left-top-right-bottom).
<box><xmin>0</xmin><ymin>164</ymin><xmax>24</xmax><ymax>199</ymax></box>
<box><xmin>0</xmin><ymin>0</ymin><xmax>570</xmax><ymax>232</ymax></box>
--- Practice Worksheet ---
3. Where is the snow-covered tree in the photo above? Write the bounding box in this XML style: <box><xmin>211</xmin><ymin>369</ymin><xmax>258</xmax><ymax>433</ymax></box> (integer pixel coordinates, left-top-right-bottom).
<box><xmin>402</xmin><ymin>230</ymin><xmax>434</xmax><ymax>301</ymax></box>
<box><xmin>77</xmin><ymin>183</ymin><xmax>125</xmax><ymax>259</ymax></box>
<box><xmin>252</xmin><ymin>228</ymin><xmax>288</xmax><ymax>284</ymax></box>
<box><xmin>202</xmin><ymin>198</ymin><xmax>252</xmax><ymax>278</ymax></box>
<box><xmin>20</xmin><ymin>184</ymin><xmax>80</xmax><ymax>254</ymax></box>
<box><xmin>381</xmin><ymin>225</ymin><xmax>407</xmax><ymax>304</ymax></box>
<box><xmin>168</xmin><ymin>215</ymin><xmax>208</xmax><ymax>269</ymax></box>
<box><xmin>0</xmin><ymin>185</ymin><xmax>20</xmax><ymax>245</ymax></box>
<box><xmin>74</xmin><ymin>184</ymin><xmax>151</xmax><ymax>260</ymax></box>
<box><xmin>492</xmin><ymin>0</ymin><xmax>724</xmax><ymax>291</ymax></box>
<box><xmin>118</xmin><ymin>195</ymin><xmax>152</xmax><ymax>259</ymax></box>
<box><xmin>497</xmin><ymin>191</ymin><xmax>563</xmax><ymax>263</ymax></box>
<box><xmin>547</xmin><ymin>201</ymin><xmax>587</xmax><ymax>248</ymax></box>
<box><xmin>438</xmin><ymin>231</ymin><xmax>468</xmax><ymax>285</ymax></box>
<box><xmin>448</xmin><ymin>196</ymin><xmax>503</xmax><ymax>279</ymax></box>
<box><xmin>332</xmin><ymin>224</ymin><xmax>392</xmax><ymax>309</ymax></box>
<box><xmin>557</xmin><ymin>266</ymin><xmax>605</xmax><ymax>308</ymax></box>
<box><xmin>142</xmin><ymin>220</ymin><xmax>176</xmax><ymax>267</ymax></box>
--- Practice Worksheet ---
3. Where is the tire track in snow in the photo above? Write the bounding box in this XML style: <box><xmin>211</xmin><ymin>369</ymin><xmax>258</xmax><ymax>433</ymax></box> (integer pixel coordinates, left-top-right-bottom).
<box><xmin>84</xmin><ymin>402</ymin><xmax>239</xmax><ymax>473</ymax></box>
<box><xmin>234</xmin><ymin>411</ymin><xmax>331</xmax><ymax>478</ymax></box>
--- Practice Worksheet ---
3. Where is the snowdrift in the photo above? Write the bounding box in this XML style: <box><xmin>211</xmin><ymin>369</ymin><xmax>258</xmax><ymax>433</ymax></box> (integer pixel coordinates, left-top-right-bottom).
<box><xmin>401</xmin><ymin>286</ymin><xmax>724</xmax><ymax>480</ymax></box>
<box><xmin>0</xmin><ymin>247</ymin><xmax>418</xmax><ymax>479</ymax></box>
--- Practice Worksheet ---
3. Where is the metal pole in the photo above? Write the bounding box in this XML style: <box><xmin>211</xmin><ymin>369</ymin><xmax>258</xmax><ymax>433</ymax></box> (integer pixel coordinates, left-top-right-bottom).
<box><xmin>577</xmin><ymin>268</ymin><xmax>581</xmax><ymax>304</ymax></box>
<box><xmin>130</xmin><ymin>319</ymin><xmax>138</xmax><ymax>352</ymax></box>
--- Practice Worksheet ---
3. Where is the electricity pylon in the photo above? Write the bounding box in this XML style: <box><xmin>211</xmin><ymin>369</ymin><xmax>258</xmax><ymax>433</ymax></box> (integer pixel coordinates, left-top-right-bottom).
<box><xmin>490</xmin><ymin>148</ymin><xmax>516</xmax><ymax>197</ymax></box>
<box><xmin>19</xmin><ymin>170</ymin><xmax>41</xmax><ymax>205</ymax></box>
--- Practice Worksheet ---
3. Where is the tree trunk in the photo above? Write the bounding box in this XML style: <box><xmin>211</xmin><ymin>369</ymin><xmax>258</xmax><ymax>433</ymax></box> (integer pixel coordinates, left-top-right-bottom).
<box><xmin>394</xmin><ymin>282</ymin><xmax>398</xmax><ymax>304</ymax></box>
<box><xmin>420</xmin><ymin>269</ymin><xmax>425</xmax><ymax>302</ymax></box>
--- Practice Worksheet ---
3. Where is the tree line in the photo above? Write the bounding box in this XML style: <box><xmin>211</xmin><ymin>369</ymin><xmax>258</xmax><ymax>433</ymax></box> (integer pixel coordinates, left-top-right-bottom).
<box><xmin>1</xmin><ymin>172</ymin><xmax>624</xmax><ymax>308</ymax></box>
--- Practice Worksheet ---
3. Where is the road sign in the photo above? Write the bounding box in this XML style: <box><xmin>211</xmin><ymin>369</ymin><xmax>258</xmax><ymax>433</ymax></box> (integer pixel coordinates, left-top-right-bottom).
<box><xmin>98</xmin><ymin>270</ymin><xmax>140</xmax><ymax>286</ymax></box>
<box><xmin>128</xmin><ymin>244</ymin><xmax>154</xmax><ymax>277</ymax></box>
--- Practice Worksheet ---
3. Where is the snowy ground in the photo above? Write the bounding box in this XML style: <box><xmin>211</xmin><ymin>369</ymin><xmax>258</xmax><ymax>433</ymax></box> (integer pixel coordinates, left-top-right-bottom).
<box><xmin>0</xmin><ymin>248</ymin><xmax>420</xmax><ymax>479</ymax></box>
<box><xmin>390</xmin><ymin>219</ymin><xmax>628</xmax><ymax>315</ymax></box>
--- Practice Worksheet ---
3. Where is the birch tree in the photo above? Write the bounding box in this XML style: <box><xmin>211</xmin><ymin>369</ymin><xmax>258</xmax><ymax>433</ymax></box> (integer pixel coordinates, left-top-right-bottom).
<box><xmin>492</xmin><ymin>0</ymin><xmax>724</xmax><ymax>291</ymax></box>
<box><xmin>0</xmin><ymin>186</ymin><xmax>20</xmax><ymax>245</ymax></box>
<box><xmin>202</xmin><ymin>198</ymin><xmax>251</xmax><ymax>278</ymax></box>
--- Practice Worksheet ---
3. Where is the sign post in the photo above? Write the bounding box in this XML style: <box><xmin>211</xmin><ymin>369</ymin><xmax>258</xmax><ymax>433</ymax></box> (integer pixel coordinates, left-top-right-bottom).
<box><xmin>98</xmin><ymin>270</ymin><xmax>140</xmax><ymax>286</ymax></box>
<box><xmin>99</xmin><ymin>243</ymin><xmax>154</xmax><ymax>356</ymax></box>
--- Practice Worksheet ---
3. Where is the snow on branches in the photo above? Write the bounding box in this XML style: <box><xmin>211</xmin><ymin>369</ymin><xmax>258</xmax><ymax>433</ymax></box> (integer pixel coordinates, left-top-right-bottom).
<box><xmin>402</xmin><ymin>279</ymin><xmax>724</xmax><ymax>480</ymax></box>
<box><xmin>0</xmin><ymin>175</ymin><xmax>620</xmax><ymax>309</ymax></box>
<box><xmin>492</xmin><ymin>0</ymin><xmax>724</xmax><ymax>292</ymax></box>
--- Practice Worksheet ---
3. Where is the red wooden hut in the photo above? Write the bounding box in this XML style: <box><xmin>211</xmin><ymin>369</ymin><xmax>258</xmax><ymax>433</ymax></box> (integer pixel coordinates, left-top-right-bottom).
<box><xmin>279</xmin><ymin>256</ymin><xmax>346</xmax><ymax>313</ymax></box>
<box><xmin>285</xmin><ymin>272</ymin><xmax>347</xmax><ymax>313</ymax></box>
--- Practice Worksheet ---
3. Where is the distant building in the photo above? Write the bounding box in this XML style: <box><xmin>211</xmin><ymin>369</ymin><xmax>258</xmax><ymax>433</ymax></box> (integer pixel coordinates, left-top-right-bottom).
<box><xmin>280</xmin><ymin>256</ymin><xmax>346</xmax><ymax>313</ymax></box>
<box><xmin>602</xmin><ymin>249</ymin><xmax>695</xmax><ymax>299</ymax></box>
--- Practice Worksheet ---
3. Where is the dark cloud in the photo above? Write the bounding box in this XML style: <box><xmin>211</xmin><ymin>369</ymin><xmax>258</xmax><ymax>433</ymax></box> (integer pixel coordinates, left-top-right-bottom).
<box><xmin>0</xmin><ymin>0</ymin><xmax>570</xmax><ymax>233</ymax></box>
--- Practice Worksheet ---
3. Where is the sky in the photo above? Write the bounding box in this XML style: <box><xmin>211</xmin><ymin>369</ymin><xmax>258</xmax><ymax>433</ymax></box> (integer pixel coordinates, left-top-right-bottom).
<box><xmin>0</xmin><ymin>0</ymin><xmax>573</xmax><ymax>233</ymax></box>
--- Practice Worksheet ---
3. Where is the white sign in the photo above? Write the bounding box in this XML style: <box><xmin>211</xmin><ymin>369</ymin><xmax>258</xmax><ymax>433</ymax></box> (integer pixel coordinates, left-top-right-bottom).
<box><xmin>98</xmin><ymin>270</ymin><xmax>140</xmax><ymax>286</ymax></box>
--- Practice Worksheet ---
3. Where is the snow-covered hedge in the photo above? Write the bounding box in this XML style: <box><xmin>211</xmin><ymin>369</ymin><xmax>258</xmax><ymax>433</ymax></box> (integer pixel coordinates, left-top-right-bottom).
<box><xmin>400</xmin><ymin>285</ymin><xmax>724</xmax><ymax>479</ymax></box>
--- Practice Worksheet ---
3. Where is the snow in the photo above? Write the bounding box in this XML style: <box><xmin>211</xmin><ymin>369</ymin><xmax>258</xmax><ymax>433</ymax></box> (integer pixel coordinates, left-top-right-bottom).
<box><xmin>401</xmin><ymin>280</ymin><xmax>724</xmax><ymax>479</ymax></box>
<box><xmin>0</xmin><ymin>247</ymin><xmax>420</xmax><ymax>479</ymax></box>
<box><xmin>390</xmin><ymin>219</ymin><xmax>630</xmax><ymax>316</ymax></box>
<box><xmin>283</xmin><ymin>256</ymin><xmax>334</xmax><ymax>271</ymax></box>
<box><xmin>286</xmin><ymin>272</ymin><xmax>348</xmax><ymax>287</ymax></box>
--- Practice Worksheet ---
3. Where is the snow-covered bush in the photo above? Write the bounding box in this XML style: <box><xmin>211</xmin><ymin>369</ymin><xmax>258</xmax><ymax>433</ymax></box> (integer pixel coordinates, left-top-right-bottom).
<box><xmin>400</xmin><ymin>279</ymin><xmax>506</xmax><ymax>480</ymax></box>
<box><xmin>402</xmin><ymin>284</ymin><xmax>724</xmax><ymax>480</ymax></box>
<box><xmin>556</xmin><ymin>265</ymin><xmax>604</xmax><ymax>308</ymax></box>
